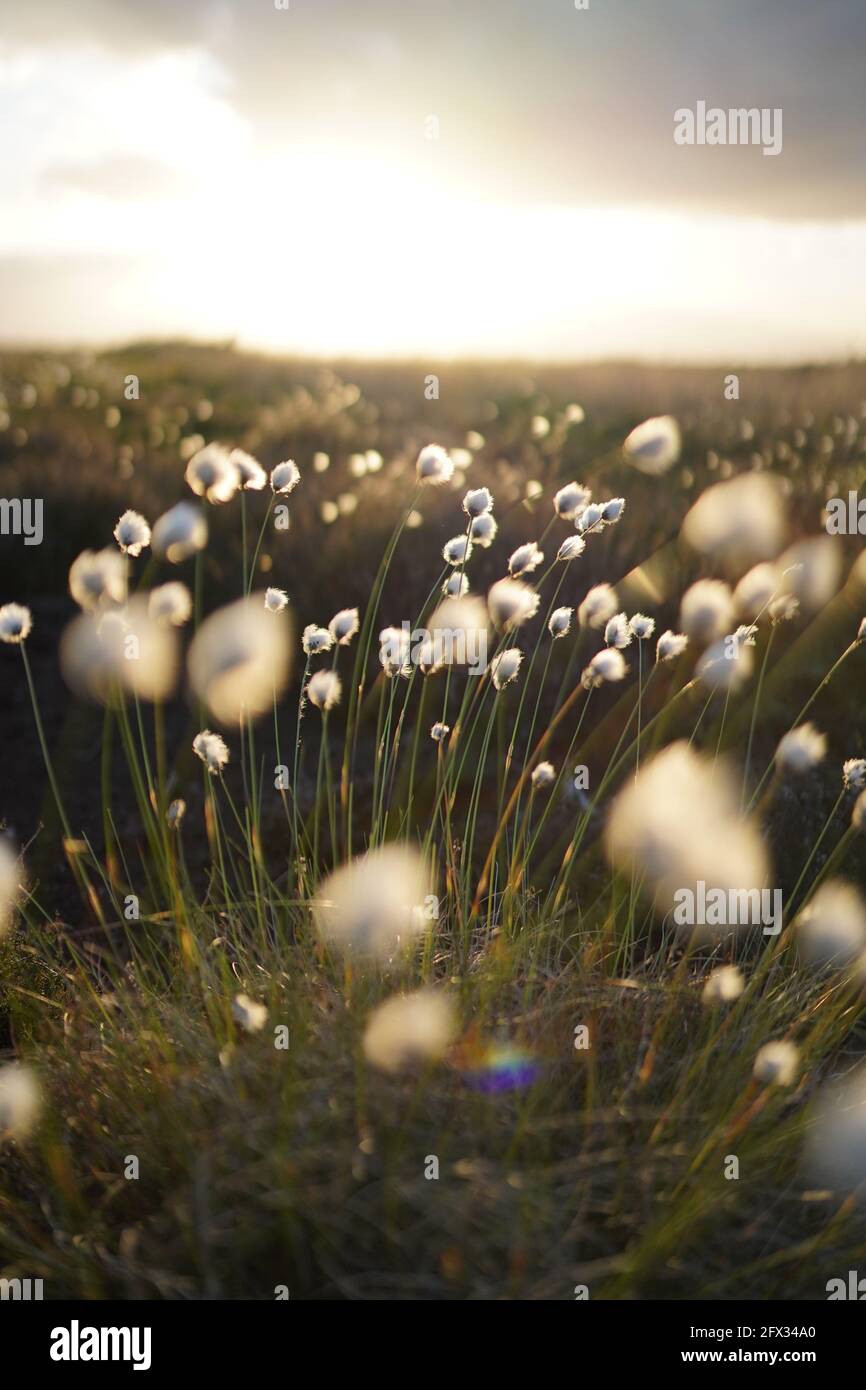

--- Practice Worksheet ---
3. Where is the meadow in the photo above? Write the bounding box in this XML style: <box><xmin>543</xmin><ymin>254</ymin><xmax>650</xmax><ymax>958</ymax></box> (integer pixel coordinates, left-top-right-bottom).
<box><xmin>1</xmin><ymin>343</ymin><xmax>866</xmax><ymax>1300</ymax></box>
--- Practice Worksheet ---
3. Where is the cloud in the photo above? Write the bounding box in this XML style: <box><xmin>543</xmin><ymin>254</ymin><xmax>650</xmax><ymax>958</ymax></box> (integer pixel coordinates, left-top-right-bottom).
<box><xmin>42</xmin><ymin>155</ymin><xmax>187</xmax><ymax>201</ymax></box>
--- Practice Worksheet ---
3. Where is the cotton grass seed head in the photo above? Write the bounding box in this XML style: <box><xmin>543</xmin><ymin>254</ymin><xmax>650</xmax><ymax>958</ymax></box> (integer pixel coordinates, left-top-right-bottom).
<box><xmin>307</xmin><ymin>669</ymin><xmax>342</xmax><ymax>711</ymax></box>
<box><xmin>148</xmin><ymin>582</ymin><xmax>192</xmax><ymax>627</ymax></box>
<box><xmin>166</xmin><ymin>798</ymin><xmax>186</xmax><ymax>829</ymax></box>
<box><xmin>806</xmin><ymin>1066</ymin><xmax>866</xmax><ymax>1196</ymax></box>
<box><xmin>270</xmin><ymin>459</ymin><xmax>301</xmax><ymax>494</ymax></box>
<box><xmin>601</xmin><ymin>497</ymin><xmax>626</xmax><ymax>525</ymax></box>
<box><xmin>682</xmin><ymin>473</ymin><xmax>786</xmax><ymax>568</ymax></box>
<box><xmin>622</xmin><ymin>415</ymin><xmax>681</xmax><ymax>475</ymax></box>
<box><xmin>363</xmin><ymin>990</ymin><xmax>456</xmax><ymax>1074</ymax></box>
<box><xmin>113</xmin><ymin>509</ymin><xmax>151</xmax><ymax>557</ymax></box>
<box><xmin>442</xmin><ymin>571</ymin><xmax>470</xmax><ymax>597</ymax></box>
<box><xmin>557</xmin><ymin>535</ymin><xmax>586</xmax><ymax>562</ymax></box>
<box><xmin>702</xmin><ymin>965</ymin><xmax>744</xmax><ymax>1006</ymax></box>
<box><xmin>604</xmin><ymin>612</ymin><xmax>632</xmax><ymax>650</ymax></box>
<box><xmin>548</xmin><ymin>606</ymin><xmax>573</xmax><ymax>639</ymax></box>
<box><xmin>232</xmin><ymin>993</ymin><xmax>268</xmax><ymax>1034</ymax></box>
<box><xmin>430</xmin><ymin>721</ymin><xmax>450</xmax><ymax>743</ymax></box>
<box><xmin>796</xmin><ymin>881</ymin><xmax>866</xmax><ymax>970</ymax></box>
<box><xmin>443</xmin><ymin>534</ymin><xmax>473</xmax><ymax>566</ymax></box>
<box><xmin>775</xmin><ymin>723</ymin><xmax>827</xmax><ymax>775</ymax></box>
<box><xmin>576</xmin><ymin>501</ymin><xmax>606</xmax><ymax>536</ymax></box>
<box><xmin>508</xmin><ymin>541</ymin><xmax>544</xmax><ymax>577</ymax></box>
<box><xmin>629</xmin><ymin>613</ymin><xmax>655</xmax><ymax>640</ymax></box>
<box><xmin>553</xmin><ymin>481</ymin><xmax>591</xmax><ymax>520</ymax></box>
<box><xmin>778</xmin><ymin>537</ymin><xmax>842</xmax><ymax>613</ymax></box>
<box><xmin>416</xmin><ymin>443</ymin><xmax>454</xmax><ymax>486</ymax></box>
<box><xmin>152</xmin><ymin>501</ymin><xmax>208</xmax><ymax>563</ymax></box>
<box><xmin>488</xmin><ymin>578</ymin><xmax>539</xmax><ymax>632</ymax></box>
<box><xmin>656</xmin><ymin>629</ymin><xmax>688</xmax><ymax>663</ymax></box>
<box><xmin>734</xmin><ymin>562</ymin><xmax>781</xmax><ymax>620</ymax></box>
<box><xmin>61</xmin><ymin>598</ymin><xmax>179</xmax><ymax>704</ymax></box>
<box><xmin>229</xmin><ymin>449</ymin><xmax>267</xmax><ymax>491</ymax></box>
<box><xmin>185</xmin><ymin>443</ymin><xmax>239</xmax><ymax>504</ymax></box>
<box><xmin>69</xmin><ymin>548</ymin><xmax>127</xmax><ymax>611</ymax></box>
<box><xmin>843</xmin><ymin>759</ymin><xmax>866</xmax><ymax>791</ymax></box>
<box><xmin>0</xmin><ymin>602</ymin><xmax>32</xmax><ymax>643</ymax></box>
<box><xmin>379</xmin><ymin>625</ymin><xmax>412</xmax><ymax>677</ymax></box>
<box><xmin>193</xmin><ymin>729</ymin><xmax>230</xmax><ymax>774</ymax></box>
<box><xmin>329</xmin><ymin>607</ymin><xmax>359</xmax><ymax>646</ymax></box>
<box><xmin>753</xmin><ymin>1040</ymin><xmax>799</xmax><ymax>1088</ymax></box>
<box><xmin>0</xmin><ymin>1064</ymin><xmax>41</xmax><ymax>1142</ymax></box>
<box><xmin>679</xmin><ymin>579</ymin><xmax>734</xmax><ymax>645</ymax></box>
<box><xmin>469</xmin><ymin>511</ymin><xmax>497</xmax><ymax>547</ymax></box>
<box><xmin>695</xmin><ymin>635</ymin><xmax>753</xmax><ymax>693</ymax></box>
<box><xmin>490</xmin><ymin>648</ymin><xmax>523</xmax><ymax>690</ymax></box>
<box><xmin>531</xmin><ymin>761</ymin><xmax>556</xmax><ymax>790</ymax></box>
<box><xmin>264</xmin><ymin>587</ymin><xmax>289</xmax><ymax>613</ymax></box>
<box><xmin>581</xmin><ymin>647</ymin><xmax>627</xmax><ymax>689</ymax></box>
<box><xmin>462</xmin><ymin>487</ymin><xmax>492</xmax><ymax>517</ymax></box>
<box><xmin>188</xmin><ymin>595</ymin><xmax>292</xmax><ymax>724</ymax></box>
<box><xmin>313</xmin><ymin>844</ymin><xmax>433</xmax><ymax>962</ymax></box>
<box><xmin>578</xmin><ymin>583</ymin><xmax>618</xmax><ymax>630</ymax></box>
<box><xmin>302</xmin><ymin>624</ymin><xmax>333</xmax><ymax>656</ymax></box>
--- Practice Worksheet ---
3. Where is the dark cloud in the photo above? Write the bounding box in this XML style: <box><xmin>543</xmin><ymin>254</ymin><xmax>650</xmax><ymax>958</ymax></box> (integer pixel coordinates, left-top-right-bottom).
<box><xmin>6</xmin><ymin>0</ymin><xmax>866</xmax><ymax>218</ymax></box>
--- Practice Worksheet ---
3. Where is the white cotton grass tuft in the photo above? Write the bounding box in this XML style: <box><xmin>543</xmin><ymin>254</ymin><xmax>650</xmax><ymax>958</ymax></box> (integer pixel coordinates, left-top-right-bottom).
<box><xmin>605</xmin><ymin>741</ymin><xmax>770</xmax><ymax>936</ymax></box>
<box><xmin>734</xmin><ymin>562</ymin><xmax>781</xmax><ymax>620</ymax></box>
<box><xmin>557</xmin><ymin>534</ymin><xmax>586</xmax><ymax>562</ymax></box>
<box><xmin>548</xmin><ymin>606</ymin><xmax>573</xmax><ymax>639</ymax></box>
<box><xmin>151</xmin><ymin>502</ymin><xmax>208</xmax><ymax>563</ymax></box>
<box><xmin>188</xmin><ymin>595</ymin><xmax>292</xmax><ymax>725</ymax></box>
<box><xmin>442</xmin><ymin>571</ymin><xmax>470</xmax><ymax>598</ymax></box>
<box><xmin>843</xmin><ymin>759</ymin><xmax>866</xmax><ymax>791</ymax></box>
<box><xmin>769</xmin><ymin>593</ymin><xmax>799</xmax><ymax>625</ymax></box>
<box><xmin>578</xmin><ymin>583</ymin><xmax>618</xmax><ymax>630</ymax></box>
<box><xmin>232</xmin><ymin>993</ymin><xmax>268</xmax><ymax>1034</ymax></box>
<box><xmin>508</xmin><ymin>541</ymin><xmax>544</xmax><ymax>577</ymax></box>
<box><xmin>656</xmin><ymin>629</ymin><xmax>688</xmax><ymax>663</ymax></box>
<box><xmin>806</xmin><ymin>1066</ymin><xmax>866</xmax><ymax>1196</ymax></box>
<box><xmin>313</xmin><ymin>844</ymin><xmax>433</xmax><ymax>961</ymax></box>
<box><xmin>702</xmin><ymin>965</ymin><xmax>744</xmax><ymax>1006</ymax></box>
<box><xmin>488</xmin><ymin>578</ymin><xmax>540</xmax><ymax>632</ymax></box>
<box><xmin>166</xmin><ymin>798</ymin><xmax>186</xmax><ymax>829</ymax></box>
<box><xmin>0</xmin><ymin>839</ymin><xmax>22</xmax><ymax>937</ymax></box>
<box><xmin>682</xmin><ymin>473</ymin><xmax>786</xmax><ymax>568</ymax></box>
<box><xmin>362</xmin><ymin>990</ymin><xmax>456</xmax><ymax>1074</ymax></box>
<box><xmin>328</xmin><ymin>607</ymin><xmax>360</xmax><ymax>646</ymax></box>
<box><xmin>430</xmin><ymin>721</ymin><xmax>450</xmax><ymax>743</ymax></box>
<box><xmin>753</xmin><ymin>1040</ymin><xmax>799</xmax><ymax>1088</ymax></box>
<box><xmin>629</xmin><ymin>613</ymin><xmax>655</xmax><ymax>641</ymax></box>
<box><xmin>307</xmin><ymin>669</ymin><xmax>342</xmax><ymax>711</ymax></box>
<box><xmin>0</xmin><ymin>602</ymin><xmax>32</xmax><ymax>644</ymax></box>
<box><xmin>581</xmin><ymin>647</ymin><xmax>627</xmax><ymax>689</ymax></box>
<box><xmin>469</xmin><ymin>511</ymin><xmax>497</xmax><ymax>548</ymax></box>
<box><xmin>695</xmin><ymin>635</ymin><xmax>753</xmax><ymax>693</ymax></box>
<box><xmin>416</xmin><ymin>443</ymin><xmax>454</xmax><ymax>486</ymax></box>
<box><xmin>0</xmin><ymin>1063</ymin><xmax>41</xmax><ymax>1142</ymax></box>
<box><xmin>443</xmin><ymin>534</ymin><xmax>473</xmax><ymax>566</ymax></box>
<box><xmin>604</xmin><ymin>612</ymin><xmax>632</xmax><ymax>650</ymax></box>
<box><xmin>379</xmin><ymin>625</ymin><xmax>412</xmax><ymax>678</ymax></box>
<box><xmin>575</xmin><ymin>501</ymin><xmax>606</xmax><ymax>536</ymax></box>
<box><xmin>775</xmin><ymin>723</ymin><xmax>827</xmax><ymax>775</ymax></box>
<box><xmin>193</xmin><ymin>729</ymin><xmax>230</xmax><ymax>774</ymax></box>
<box><xmin>795</xmin><ymin>881</ymin><xmax>866</xmax><ymax>970</ymax></box>
<box><xmin>270</xmin><ymin>459</ymin><xmax>301</xmax><ymax>494</ymax></box>
<box><xmin>531</xmin><ymin>761</ymin><xmax>556</xmax><ymax>790</ymax></box>
<box><xmin>148</xmin><ymin>582</ymin><xmax>192</xmax><ymax>627</ymax></box>
<box><xmin>229</xmin><ymin>449</ymin><xmax>267</xmax><ymax>491</ymax></box>
<box><xmin>185</xmin><ymin>443</ymin><xmax>240</xmax><ymax>504</ymax></box>
<box><xmin>679</xmin><ymin>579</ymin><xmax>734</xmax><ymax>645</ymax></box>
<box><xmin>554</xmin><ymin>481</ymin><xmax>591</xmax><ymax>520</ymax></box>
<box><xmin>264</xmin><ymin>587</ymin><xmax>289</xmax><ymax>614</ymax></box>
<box><xmin>462</xmin><ymin>487</ymin><xmax>492</xmax><ymax>517</ymax></box>
<box><xmin>302</xmin><ymin>624</ymin><xmax>333</xmax><ymax>656</ymax></box>
<box><xmin>490</xmin><ymin>648</ymin><xmax>523</xmax><ymax>690</ymax></box>
<box><xmin>601</xmin><ymin>497</ymin><xmax>626</xmax><ymax>525</ymax></box>
<box><xmin>60</xmin><ymin>598</ymin><xmax>179</xmax><ymax>703</ymax></box>
<box><xmin>424</xmin><ymin>596</ymin><xmax>489</xmax><ymax>669</ymax></box>
<box><xmin>622</xmin><ymin>415</ymin><xmax>681</xmax><ymax>476</ymax></box>
<box><xmin>777</xmin><ymin>537</ymin><xmax>842</xmax><ymax>613</ymax></box>
<box><xmin>69</xmin><ymin>548</ymin><xmax>127</xmax><ymax>611</ymax></box>
<box><xmin>113</xmin><ymin>509</ymin><xmax>151</xmax><ymax>557</ymax></box>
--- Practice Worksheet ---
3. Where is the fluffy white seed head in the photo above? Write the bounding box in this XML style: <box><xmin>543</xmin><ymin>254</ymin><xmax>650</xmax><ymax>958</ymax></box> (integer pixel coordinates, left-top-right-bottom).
<box><xmin>581</xmin><ymin>647</ymin><xmax>627</xmax><ymax>688</ymax></box>
<box><xmin>695</xmin><ymin>635</ymin><xmax>754</xmax><ymax>692</ymax></box>
<box><xmin>531</xmin><ymin>761</ymin><xmax>556</xmax><ymax>790</ymax></box>
<box><xmin>796</xmin><ymin>881</ymin><xmax>866</xmax><ymax>970</ymax></box>
<box><xmin>622</xmin><ymin>415</ymin><xmax>681</xmax><ymax>475</ymax></box>
<box><xmin>0</xmin><ymin>1064</ymin><xmax>41</xmax><ymax>1141</ymax></box>
<box><xmin>807</xmin><ymin>1066</ymin><xmax>866</xmax><ymax>1194</ymax></box>
<box><xmin>682</xmin><ymin>473</ymin><xmax>786</xmax><ymax>568</ymax></box>
<box><xmin>488</xmin><ymin>578</ymin><xmax>540</xmax><ymax>632</ymax></box>
<box><xmin>329</xmin><ymin>607</ymin><xmax>360</xmax><ymax>646</ymax></box>
<box><xmin>152</xmin><ymin>502</ymin><xmax>208</xmax><ymax>563</ymax></box>
<box><xmin>556</xmin><ymin>535</ymin><xmax>586</xmax><ymax>562</ymax></box>
<box><xmin>148</xmin><ymin>582</ymin><xmax>192</xmax><ymax>627</ymax></box>
<box><xmin>656</xmin><ymin>629</ymin><xmax>689</xmax><ymax>663</ymax></box>
<box><xmin>442</xmin><ymin>571</ymin><xmax>470</xmax><ymax>597</ymax></box>
<box><xmin>306</xmin><ymin>669</ymin><xmax>342</xmax><ymax>711</ymax></box>
<box><xmin>0</xmin><ymin>602</ymin><xmax>32</xmax><ymax>644</ymax></box>
<box><xmin>270</xmin><ymin>459</ymin><xmax>301</xmax><ymax>494</ymax></box>
<box><xmin>264</xmin><ymin>587</ymin><xmax>289</xmax><ymax>614</ymax></box>
<box><xmin>302</xmin><ymin>624</ymin><xmax>334</xmax><ymax>655</ymax></box>
<box><xmin>734</xmin><ymin>562</ymin><xmax>781</xmax><ymax>620</ymax></box>
<box><xmin>193</xmin><ymin>729</ymin><xmax>230</xmax><ymax>775</ymax></box>
<box><xmin>113</xmin><ymin>509</ymin><xmax>151</xmax><ymax>557</ymax></box>
<box><xmin>430</xmin><ymin>721</ymin><xmax>450</xmax><ymax>743</ymax></box>
<box><xmin>469</xmin><ymin>511</ymin><xmax>498</xmax><ymax>548</ymax></box>
<box><xmin>185</xmin><ymin>443</ymin><xmax>240</xmax><ymax>504</ymax></box>
<box><xmin>462</xmin><ymin>487</ymin><xmax>492</xmax><ymax>518</ymax></box>
<box><xmin>604</xmin><ymin>612</ymin><xmax>632</xmax><ymax>650</ymax></box>
<box><xmin>313</xmin><ymin>845</ymin><xmax>433</xmax><ymax>961</ymax></box>
<box><xmin>679</xmin><ymin>579</ymin><xmax>734</xmax><ymax>645</ymax></box>
<box><xmin>753</xmin><ymin>1040</ymin><xmax>799</xmax><ymax>1087</ymax></box>
<box><xmin>778</xmin><ymin>537</ymin><xmax>842</xmax><ymax>613</ymax></box>
<box><xmin>232</xmin><ymin>993</ymin><xmax>268</xmax><ymax>1033</ymax></box>
<box><xmin>578</xmin><ymin>583</ymin><xmax>618</xmax><ymax>630</ymax></box>
<box><xmin>702</xmin><ymin>965</ymin><xmax>744</xmax><ymax>1006</ymax></box>
<box><xmin>576</xmin><ymin>501</ymin><xmax>606</xmax><ymax>535</ymax></box>
<box><xmin>601</xmin><ymin>497</ymin><xmax>626</xmax><ymax>525</ymax></box>
<box><xmin>229</xmin><ymin>449</ymin><xmax>267</xmax><ymax>491</ymax></box>
<box><xmin>69</xmin><ymin>548</ymin><xmax>127</xmax><ymax>611</ymax></box>
<box><xmin>363</xmin><ymin>991</ymin><xmax>456</xmax><ymax>1073</ymax></box>
<box><xmin>548</xmin><ymin>606</ymin><xmax>573</xmax><ymax>639</ymax></box>
<box><xmin>416</xmin><ymin>443</ymin><xmax>454</xmax><ymax>486</ymax></box>
<box><xmin>443</xmin><ymin>534</ymin><xmax>473</xmax><ymax>566</ymax></box>
<box><xmin>188</xmin><ymin>595</ymin><xmax>292</xmax><ymax>724</ymax></box>
<box><xmin>60</xmin><ymin>598</ymin><xmax>179</xmax><ymax>703</ymax></box>
<box><xmin>553</xmin><ymin>481</ymin><xmax>591</xmax><ymax>520</ymax></box>
<box><xmin>490</xmin><ymin>648</ymin><xmax>523</xmax><ymax>690</ymax></box>
<box><xmin>629</xmin><ymin>613</ymin><xmax>655</xmax><ymax>641</ymax></box>
<box><xmin>843</xmin><ymin>759</ymin><xmax>866</xmax><ymax>791</ymax></box>
<box><xmin>508</xmin><ymin>541</ymin><xmax>544</xmax><ymax>577</ymax></box>
<box><xmin>775</xmin><ymin>723</ymin><xmax>827</xmax><ymax>775</ymax></box>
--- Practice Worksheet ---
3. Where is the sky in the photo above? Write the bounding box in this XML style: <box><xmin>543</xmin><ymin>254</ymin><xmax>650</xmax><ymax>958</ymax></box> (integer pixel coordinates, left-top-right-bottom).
<box><xmin>1</xmin><ymin>0</ymin><xmax>865</xmax><ymax>362</ymax></box>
